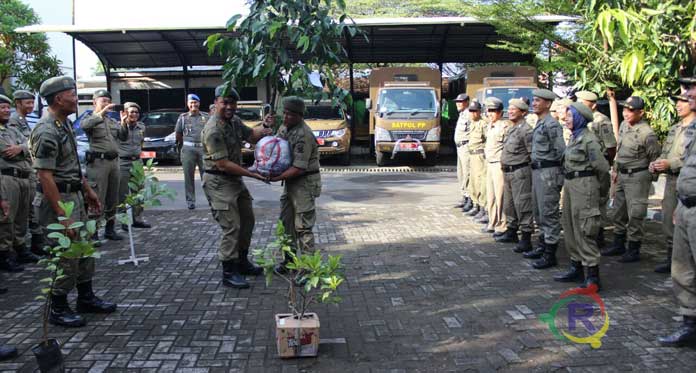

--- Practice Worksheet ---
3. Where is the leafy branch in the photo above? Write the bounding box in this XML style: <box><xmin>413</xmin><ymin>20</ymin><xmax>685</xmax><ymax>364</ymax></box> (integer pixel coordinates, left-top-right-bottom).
<box><xmin>115</xmin><ymin>159</ymin><xmax>175</xmax><ymax>226</ymax></box>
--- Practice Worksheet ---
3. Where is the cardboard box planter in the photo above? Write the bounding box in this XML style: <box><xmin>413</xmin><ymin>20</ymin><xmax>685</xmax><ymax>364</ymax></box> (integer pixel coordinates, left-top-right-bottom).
<box><xmin>275</xmin><ymin>313</ymin><xmax>320</xmax><ymax>358</ymax></box>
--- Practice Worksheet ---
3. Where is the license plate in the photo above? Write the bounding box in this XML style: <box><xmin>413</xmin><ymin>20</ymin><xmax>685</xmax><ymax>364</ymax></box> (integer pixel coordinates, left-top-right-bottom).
<box><xmin>316</xmin><ymin>138</ymin><xmax>325</xmax><ymax>145</ymax></box>
<box><xmin>399</xmin><ymin>143</ymin><xmax>419</xmax><ymax>151</ymax></box>
<box><xmin>140</xmin><ymin>151</ymin><xmax>156</xmax><ymax>159</ymax></box>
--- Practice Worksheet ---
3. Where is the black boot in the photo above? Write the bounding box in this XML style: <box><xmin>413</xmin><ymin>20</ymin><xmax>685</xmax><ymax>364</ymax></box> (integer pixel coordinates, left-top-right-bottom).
<box><xmin>601</xmin><ymin>233</ymin><xmax>626</xmax><ymax>256</ymax></box>
<box><xmin>582</xmin><ymin>265</ymin><xmax>601</xmax><ymax>291</ymax></box>
<box><xmin>0</xmin><ymin>345</ymin><xmax>18</xmax><ymax>361</ymax></box>
<box><xmin>30</xmin><ymin>234</ymin><xmax>46</xmax><ymax>257</ymax></box>
<box><xmin>513</xmin><ymin>232</ymin><xmax>533</xmax><ymax>253</ymax></box>
<box><xmin>132</xmin><ymin>220</ymin><xmax>151</xmax><ymax>229</ymax></box>
<box><xmin>532</xmin><ymin>242</ymin><xmax>557</xmax><ymax>269</ymax></box>
<box><xmin>619</xmin><ymin>241</ymin><xmax>641</xmax><ymax>263</ymax></box>
<box><xmin>472</xmin><ymin>208</ymin><xmax>485</xmax><ymax>220</ymax></box>
<box><xmin>76</xmin><ymin>281</ymin><xmax>117</xmax><ymax>314</ymax></box>
<box><xmin>495</xmin><ymin>228</ymin><xmax>519</xmax><ymax>243</ymax></box>
<box><xmin>465</xmin><ymin>204</ymin><xmax>480</xmax><ymax>216</ymax></box>
<box><xmin>476</xmin><ymin>212</ymin><xmax>489</xmax><ymax>225</ymax></box>
<box><xmin>658</xmin><ymin>316</ymin><xmax>696</xmax><ymax>347</ymax></box>
<box><xmin>654</xmin><ymin>246</ymin><xmax>672</xmax><ymax>274</ymax></box>
<box><xmin>554</xmin><ymin>260</ymin><xmax>585</xmax><ymax>283</ymax></box>
<box><xmin>461</xmin><ymin>198</ymin><xmax>474</xmax><ymax>212</ymax></box>
<box><xmin>15</xmin><ymin>246</ymin><xmax>40</xmax><ymax>264</ymax></box>
<box><xmin>595</xmin><ymin>228</ymin><xmax>606</xmax><ymax>250</ymax></box>
<box><xmin>222</xmin><ymin>260</ymin><xmax>250</xmax><ymax>289</ymax></box>
<box><xmin>454</xmin><ymin>197</ymin><xmax>468</xmax><ymax>209</ymax></box>
<box><xmin>238</xmin><ymin>252</ymin><xmax>263</xmax><ymax>276</ymax></box>
<box><xmin>524</xmin><ymin>236</ymin><xmax>545</xmax><ymax>259</ymax></box>
<box><xmin>0</xmin><ymin>252</ymin><xmax>23</xmax><ymax>272</ymax></box>
<box><xmin>49</xmin><ymin>294</ymin><xmax>86</xmax><ymax>327</ymax></box>
<box><xmin>104</xmin><ymin>220</ymin><xmax>124</xmax><ymax>241</ymax></box>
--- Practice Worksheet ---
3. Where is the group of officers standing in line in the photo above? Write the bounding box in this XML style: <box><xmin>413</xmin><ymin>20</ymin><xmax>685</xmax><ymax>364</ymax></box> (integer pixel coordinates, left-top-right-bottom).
<box><xmin>453</xmin><ymin>76</ymin><xmax>696</xmax><ymax>347</ymax></box>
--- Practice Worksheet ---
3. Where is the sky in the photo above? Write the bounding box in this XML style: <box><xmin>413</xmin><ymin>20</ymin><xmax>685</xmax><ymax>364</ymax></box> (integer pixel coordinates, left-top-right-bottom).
<box><xmin>22</xmin><ymin>0</ymin><xmax>248</xmax><ymax>79</ymax></box>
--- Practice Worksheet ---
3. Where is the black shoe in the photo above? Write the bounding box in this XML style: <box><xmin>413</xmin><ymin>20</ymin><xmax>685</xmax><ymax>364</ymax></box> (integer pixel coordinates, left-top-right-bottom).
<box><xmin>188</xmin><ymin>203</ymin><xmax>196</xmax><ymax>210</ymax></box>
<box><xmin>132</xmin><ymin>220</ymin><xmax>151</xmax><ymax>229</ymax></box>
<box><xmin>476</xmin><ymin>212</ymin><xmax>489</xmax><ymax>225</ymax></box>
<box><xmin>0</xmin><ymin>345</ymin><xmax>18</xmax><ymax>361</ymax></box>
<box><xmin>91</xmin><ymin>232</ymin><xmax>103</xmax><ymax>248</ymax></box>
<box><xmin>75</xmin><ymin>281</ymin><xmax>117</xmax><ymax>314</ymax></box>
<box><xmin>465</xmin><ymin>205</ymin><xmax>480</xmax><ymax>216</ymax></box>
<box><xmin>238</xmin><ymin>256</ymin><xmax>263</xmax><ymax>276</ymax></box>
<box><xmin>480</xmin><ymin>227</ymin><xmax>495</xmax><ymax>234</ymax></box>
<box><xmin>0</xmin><ymin>255</ymin><xmax>24</xmax><ymax>272</ymax></box>
<box><xmin>581</xmin><ymin>265</ymin><xmax>601</xmax><ymax>291</ymax></box>
<box><xmin>472</xmin><ymin>209</ymin><xmax>485</xmax><ymax>220</ymax></box>
<box><xmin>658</xmin><ymin>316</ymin><xmax>696</xmax><ymax>347</ymax></box>
<box><xmin>461</xmin><ymin>198</ymin><xmax>474</xmax><ymax>212</ymax></box>
<box><xmin>495</xmin><ymin>229</ymin><xmax>518</xmax><ymax>243</ymax></box>
<box><xmin>513</xmin><ymin>232</ymin><xmax>533</xmax><ymax>253</ymax></box>
<box><xmin>221</xmin><ymin>260</ymin><xmax>249</xmax><ymax>289</ymax></box>
<box><xmin>121</xmin><ymin>224</ymin><xmax>130</xmax><ymax>232</ymax></box>
<box><xmin>492</xmin><ymin>231</ymin><xmax>506</xmax><ymax>238</ymax></box>
<box><xmin>601</xmin><ymin>234</ymin><xmax>626</xmax><ymax>256</ymax></box>
<box><xmin>454</xmin><ymin>197</ymin><xmax>468</xmax><ymax>209</ymax></box>
<box><xmin>619</xmin><ymin>241</ymin><xmax>641</xmax><ymax>263</ymax></box>
<box><xmin>532</xmin><ymin>243</ymin><xmax>557</xmax><ymax>269</ymax></box>
<box><xmin>104</xmin><ymin>221</ymin><xmax>124</xmax><ymax>241</ymax></box>
<box><xmin>524</xmin><ymin>239</ymin><xmax>545</xmax><ymax>259</ymax></box>
<box><xmin>554</xmin><ymin>260</ymin><xmax>585</xmax><ymax>283</ymax></box>
<box><xmin>654</xmin><ymin>261</ymin><xmax>671</xmax><ymax>274</ymax></box>
<box><xmin>50</xmin><ymin>295</ymin><xmax>86</xmax><ymax>327</ymax></box>
<box><xmin>16</xmin><ymin>248</ymin><xmax>40</xmax><ymax>264</ymax></box>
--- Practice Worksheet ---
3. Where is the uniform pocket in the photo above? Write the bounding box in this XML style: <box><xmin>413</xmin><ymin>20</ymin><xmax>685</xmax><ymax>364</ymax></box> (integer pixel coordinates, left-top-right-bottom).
<box><xmin>210</xmin><ymin>201</ymin><xmax>229</xmax><ymax>211</ymax></box>
<box><xmin>581</xmin><ymin>215</ymin><xmax>600</xmax><ymax>237</ymax></box>
<box><xmin>629</xmin><ymin>200</ymin><xmax>648</xmax><ymax>219</ymax></box>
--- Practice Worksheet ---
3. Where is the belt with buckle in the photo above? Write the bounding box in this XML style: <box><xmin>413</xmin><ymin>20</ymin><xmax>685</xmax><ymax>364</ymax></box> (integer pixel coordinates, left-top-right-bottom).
<box><xmin>678</xmin><ymin>195</ymin><xmax>696</xmax><ymax>208</ymax></box>
<box><xmin>502</xmin><ymin>163</ymin><xmax>529</xmax><ymax>173</ymax></box>
<box><xmin>531</xmin><ymin>160</ymin><xmax>561</xmax><ymax>169</ymax></box>
<box><xmin>120</xmin><ymin>156</ymin><xmax>140</xmax><ymax>161</ymax></box>
<box><xmin>87</xmin><ymin>151</ymin><xmax>118</xmax><ymax>160</ymax></box>
<box><xmin>183</xmin><ymin>141</ymin><xmax>203</xmax><ymax>147</ymax></box>
<box><xmin>0</xmin><ymin>168</ymin><xmax>31</xmax><ymax>179</ymax></box>
<box><xmin>37</xmin><ymin>181</ymin><xmax>83</xmax><ymax>194</ymax></box>
<box><xmin>468</xmin><ymin>149</ymin><xmax>485</xmax><ymax>155</ymax></box>
<box><xmin>565</xmin><ymin>170</ymin><xmax>595</xmax><ymax>180</ymax></box>
<box><xmin>618</xmin><ymin>166</ymin><xmax>648</xmax><ymax>174</ymax></box>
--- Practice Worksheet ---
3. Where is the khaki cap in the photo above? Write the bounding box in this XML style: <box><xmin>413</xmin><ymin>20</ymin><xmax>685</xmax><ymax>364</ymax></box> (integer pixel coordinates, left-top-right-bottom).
<box><xmin>508</xmin><ymin>98</ymin><xmax>528</xmax><ymax>111</ymax></box>
<box><xmin>619</xmin><ymin>96</ymin><xmax>645</xmax><ymax>110</ymax></box>
<box><xmin>283</xmin><ymin>96</ymin><xmax>305</xmax><ymax>114</ymax></box>
<box><xmin>215</xmin><ymin>84</ymin><xmax>240</xmax><ymax>100</ymax></box>
<box><xmin>0</xmin><ymin>94</ymin><xmax>11</xmax><ymax>105</ymax></box>
<box><xmin>39</xmin><ymin>76</ymin><xmax>76</xmax><ymax>98</ymax></box>
<box><xmin>454</xmin><ymin>93</ymin><xmax>469</xmax><ymax>102</ymax></box>
<box><xmin>12</xmin><ymin>90</ymin><xmax>33</xmax><ymax>100</ymax></box>
<box><xmin>468</xmin><ymin>101</ymin><xmax>482</xmax><ymax>111</ymax></box>
<box><xmin>575</xmin><ymin>91</ymin><xmax>598</xmax><ymax>102</ymax></box>
<box><xmin>92</xmin><ymin>89</ymin><xmax>111</xmax><ymax>99</ymax></box>
<box><xmin>124</xmin><ymin>102</ymin><xmax>141</xmax><ymax>111</ymax></box>
<box><xmin>678</xmin><ymin>77</ymin><xmax>696</xmax><ymax>87</ymax></box>
<box><xmin>532</xmin><ymin>89</ymin><xmax>557</xmax><ymax>101</ymax></box>
<box><xmin>569</xmin><ymin>102</ymin><xmax>594</xmax><ymax>122</ymax></box>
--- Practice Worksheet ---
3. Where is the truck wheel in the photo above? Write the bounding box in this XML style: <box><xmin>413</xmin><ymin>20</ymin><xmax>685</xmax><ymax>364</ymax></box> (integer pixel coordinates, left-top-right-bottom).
<box><xmin>376</xmin><ymin>151</ymin><xmax>387</xmax><ymax>167</ymax></box>
<box><xmin>339</xmin><ymin>150</ymin><xmax>351</xmax><ymax>166</ymax></box>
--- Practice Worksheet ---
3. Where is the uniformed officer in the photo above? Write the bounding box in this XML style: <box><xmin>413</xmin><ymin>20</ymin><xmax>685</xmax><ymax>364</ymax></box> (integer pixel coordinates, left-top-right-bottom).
<box><xmin>601</xmin><ymin>96</ymin><xmax>661</xmax><ymax>262</ymax></box>
<box><xmin>0</xmin><ymin>94</ymin><xmax>41</xmax><ymax>272</ymax></box>
<box><xmin>659</xmin><ymin>77</ymin><xmax>696</xmax><ymax>347</ymax></box>
<box><xmin>32</xmin><ymin>76</ymin><xmax>117</xmax><ymax>327</ymax></box>
<box><xmin>499</xmin><ymin>98</ymin><xmax>534</xmax><ymax>252</ymax></box>
<box><xmin>554</xmin><ymin>98</ymin><xmax>573</xmax><ymax>145</ymax></box>
<box><xmin>482</xmin><ymin>98</ymin><xmax>509</xmax><ymax>234</ymax></box>
<box><xmin>271</xmin><ymin>97</ymin><xmax>322</xmax><ymax>270</ymax></box>
<box><xmin>81</xmin><ymin>90</ymin><xmax>127</xmax><ymax>241</ymax></box>
<box><xmin>466</xmin><ymin>101</ymin><xmax>487</xmax><ymax>218</ymax></box>
<box><xmin>201</xmin><ymin>85</ymin><xmax>269</xmax><ymax>289</ymax></box>
<box><xmin>576</xmin><ymin>90</ymin><xmax>617</xmax><ymax>250</ymax></box>
<box><xmin>8</xmin><ymin>90</ymin><xmax>44</xmax><ymax>257</ymax></box>
<box><xmin>555</xmin><ymin>103</ymin><xmax>610</xmax><ymax>290</ymax></box>
<box><xmin>176</xmin><ymin>94</ymin><xmax>209</xmax><ymax>210</ymax></box>
<box><xmin>117</xmin><ymin>102</ymin><xmax>151</xmax><ymax>230</ymax></box>
<box><xmin>529</xmin><ymin>89</ymin><xmax>565</xmax><ymax>270</ymax></box>
<box><xmin>453</xmin><ymin>94</ymin><xmax>473</xmax><ymax>211</ymax></box>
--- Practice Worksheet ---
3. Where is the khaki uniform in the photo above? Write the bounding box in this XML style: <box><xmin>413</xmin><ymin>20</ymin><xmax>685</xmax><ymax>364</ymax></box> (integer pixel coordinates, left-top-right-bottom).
<box><xmin>485</xmin><ymin>119</ymin><xmax>510</xmax><ymax>233</ymax></box>
<box><xmin>531</xmin><ymin>113</ymin><xmax>566</xmax><ymax>245</ymax></box>
<box><xmin>612</xmin><ymin>120</ymin><xmax>661</xmax><ymax>242</ymax></box>
<box><xmin>658</xmin><ymin>120</ymin><xmax>692</xmax><ymax>249</ymax></box>
<box><xmin>0</xmin><ymin>123</ymin><xmax>33</xmax><ymax>254</ymax></box>
<box><xmin>81</xmin><ymin>113</ymin><xmax>127</xmax><ymax>221</ymax></box>
<box><xmin>672</xmin><ymin>121</ymin><xmax>696</xmax><ymax>317</ymax></box>
<box><xmin>454</xmin><ymin>110</ymin><xmax>471</xmax><ymax>198</ymax></box>
<box><xmin>501</xmin><ymin>120</ymin><xmax>533</xmax><ymax>233</ymax></box>
<box><xmin>118</xmin><ymin>121</ymin><xmax>146</xmax><ymax>220</ymax></box>
<box><xmin>467</xmin><ymin>119</ymin><xmax>488</xmax><ymax>207</ymax></box>
<box><xmin>561</xmin><ymin>130</ymin><xmax>610</xmax><ymax>266</ymax></box>
<box><xmin>588</xmin><ymin>111</ymin><xmax>616</xmax><ymax>225</ymax></box>
<box><xmin>277</xmin><ymin>120</ymin><xmax>322</xmax><ymax>253</ymax></box>
<box><xmin>7</xmin><ymin>112</ymin><xmax>41</xmax><ymax>239</ymax></box>
<box><xmin>176</xmin><ymin>112</ymin><xmax>209</xmax><ymax>206</ymax></box>
<box><xmin>201</xmin><ymin>114</ymin><xmax>254</xmax><ymax>261</ymax></box>
<box><xmin>31</xmin><ymin>112</ymin><xmax>93</xmax><ymax>296</ymax></box>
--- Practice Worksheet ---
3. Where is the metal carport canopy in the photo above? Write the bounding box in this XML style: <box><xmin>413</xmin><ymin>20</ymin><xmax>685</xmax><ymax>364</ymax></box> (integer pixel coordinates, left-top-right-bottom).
<box><xmin>15</xmin><ymin>16</ymin><xmax>575</xmax><ymax>69</ymax></box>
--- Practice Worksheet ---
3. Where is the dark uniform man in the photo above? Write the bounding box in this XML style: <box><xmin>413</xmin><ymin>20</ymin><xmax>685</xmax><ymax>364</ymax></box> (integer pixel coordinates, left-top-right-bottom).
<box><xmin>529</xmin><ymin>89</ymin><xmax>565</xmax><ymax>270</ymax></box>
<box><xmin>555</xmin><ymin>102</ymin><xmax>610</xmax><ymax>290</ymax></box>
<box><xmin>499</xmin><ymin>99</ymin><xmax>534</xmax><ymax>252</ymax></box>
<box><xmin>81</xmin><ymin>90</ymin><xmax>127</xmax><ymax>241</ymax></box>
<box><xmin>453</xmin><ymin>94</ymin><xmax>472</xmax><ymax>211</ymax></box>
<box><xmin>8</xmin><ymin>90</ymin><xmax>44</xmax><ymax>257</ymax></box>
<box><xmin>201</xmin><ymin>85</ymin><xmax>268</xmax><ymax>289</ymax></box>
<box><xmin>176</xmin><ymin>94</ymin><xmax>209</xmax><ymax>210</ymax></box>
<box><xmin>0</xmin><ymin>94</ymin><xmax>40</xmax><ymax>272</ymax></box>
<box><xmin>659</xmin><ymin>77</ymin><xmax>696</xmax><ymax>347</ymax></box>
<box><xmin>466</xmin><ymin>101</ymin><xmax>487</xmax><ymax>218</ymax></box>
<box><xmin>602</xmin><ymin>96</ymin><xmax>661</xmax><ymax>262</ymax></box>
<box><xmin>650</xmin><ymin>94</ymin><xmax>694</xmax><ymax>273</ymax></box>
<box><xmin>271</xmin><ymin>97</ymin><xmax>322</xmax><ymax>266</ymax></box>
<box><xmin>32</xmin><ymin>76</ymin><xmax>117</xmax><ymax>327</ymax></box>
<box><xmin>118</xmin><ymin>102</ymin><xmax>151</xmax><ymax>230</ymax></box>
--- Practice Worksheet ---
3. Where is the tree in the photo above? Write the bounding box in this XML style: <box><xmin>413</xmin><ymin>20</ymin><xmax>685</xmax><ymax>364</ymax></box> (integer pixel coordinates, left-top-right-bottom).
<box><xmin>206</xmin><ymin>0</ymin><xmax>362</xmax><ymax>111</ymax></box>
<box><xmin>346</xmin><ymin>0</ymin><xmax>463</xmax><ymax>17</ymax></box>
<box><xmin>0</xmin><ymin>0</ymin><xmax>62</xmax><ymax>91</ymax></box>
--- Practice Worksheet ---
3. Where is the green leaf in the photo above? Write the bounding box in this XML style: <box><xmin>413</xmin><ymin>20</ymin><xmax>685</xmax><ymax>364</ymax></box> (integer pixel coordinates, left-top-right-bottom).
<box><xmin>58</xmin><ymin>236</ymin><xmax>71</xmax><ymax>249</ymax></box>
<box><xmin>226</xmin><ymin>14</ymin><xmax>242</xmax><ymax>30</ymax></box>
<box><xmin>47</xmin><ymin>232</ymin><xmax>65</xmax><ymax>239</ymax></box>
<box><xmin>68</xmin><ymin>222</ymin><xmax>84</xmax><ymax>229</ymax></box>
<box><xmin>47</xmin><ymin>223</ymin><xmax>66</xmax><ymax>231</ymax></box>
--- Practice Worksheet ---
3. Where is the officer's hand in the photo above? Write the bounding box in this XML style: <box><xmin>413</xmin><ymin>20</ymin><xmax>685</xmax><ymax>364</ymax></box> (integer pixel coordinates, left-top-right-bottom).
<box><xmin>0</xmin><ymin>200</ymin><xmax>9</xmax><ymax>218</ymax></box>
<box><xmin>96</xmin><ymin>104</ymin><xmax>115</xmax><ymax>118</ymax></box>
<box><xmin>252</xmin><ymin>126</ymin><xmax>271</xmax><ymax>138</ymax></box>
<box><xmin>85</xmin><ymin>189</ymin><xmax>102</xmax><ymax>215</ymax></box>
<box><xmin>119</xmin><ymin>110</ymin><xmax>128</xmax><ymax>124</ymax></box>
<box><xmin>270</xmin><ymin>175</ymin><xmax>282</xmax><ymax>183</ymax></box>
<box><xmin>651</xmin><ymin>159</ymin><xmax>670</xmax><ymax>172</ymax></box>
<box><xmin>1</xmin><ymin>145</ymin><xmax>23</xmax><ymax>158</ymax></box>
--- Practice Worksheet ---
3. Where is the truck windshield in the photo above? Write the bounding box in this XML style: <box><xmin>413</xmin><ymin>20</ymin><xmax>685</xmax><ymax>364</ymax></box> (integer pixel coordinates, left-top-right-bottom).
<box><xmin>305</xmin><ymin>105</ymin><xmax>343</xmax><ymax>120</ymax></box>
<box><xmin>482</xmin><ymin>87</ymin><xmax>536</xmax><ymax>111</ymax></box>
<box><xmin>378</xmin><ymin>89</ymin><xmax>437</xmax><ymax>114</ymax></box>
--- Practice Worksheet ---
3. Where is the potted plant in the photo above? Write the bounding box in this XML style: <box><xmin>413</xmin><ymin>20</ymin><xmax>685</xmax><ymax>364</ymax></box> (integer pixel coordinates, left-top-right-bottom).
<box><xmin>33</xmin><ymin>201</ymin><xmax>99</xmax><ymax>373</ymax></box>
<box><xmin>253</xmin><ymin>221</ymin><xmax>344</xmax><ymax>358</ymax></box>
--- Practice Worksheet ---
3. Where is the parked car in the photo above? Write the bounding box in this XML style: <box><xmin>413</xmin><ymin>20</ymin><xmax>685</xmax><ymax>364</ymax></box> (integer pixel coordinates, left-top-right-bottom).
<box><xmin>140</xmin><ymin>109</ymin><xmax>186</xmax><ymax>164</ymax></box>
<box><xmin>306</xmin><ymin>103</ymin><xmax>351</xmax><ymax>165</ymax></box>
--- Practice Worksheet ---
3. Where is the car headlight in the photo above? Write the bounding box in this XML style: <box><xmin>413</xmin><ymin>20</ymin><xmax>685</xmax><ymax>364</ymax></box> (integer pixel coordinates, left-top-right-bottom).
<box><xmin>164</xmin><ymin>132</ymin><xmax>176</xmax><ymax>142</ymax></box>
<box><xmin>330</xmin><ymin>129</ymin><xmax>346</xmax><ymax>138</ymax></box>
<box><xmin>425</xmin><ymin>126</ymin><xmax>441</xmax><ymax>141</ymax></box>
<box><xmin>374</xmin><ymin>127</ymin><xmax>391</xmax><ymax>142</ymax></box>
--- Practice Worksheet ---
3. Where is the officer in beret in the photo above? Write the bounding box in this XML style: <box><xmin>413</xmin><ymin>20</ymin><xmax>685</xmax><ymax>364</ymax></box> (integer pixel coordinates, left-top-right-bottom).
<box><xmin>81</xmin><ymin>89</ymin><xmax>128</xmax><ymax>241</ymax></box>
<box><xmin>176</xmin><ymin>93</ymin><xmax>209</xmax><ymax>210</ymax></box>
<box><xmin>31</xmin><ymin>76</ymin><xmax>117</xmax><ymax>327</ymax></box>
<box><xmin>659</xmin><ymin>76</ymin><xmax>696</xmax><ymax>347</ymax></box>
<box><xmin>466</xmin><ymin>101</ymin><xmax>488</xmax><ymax>218</ymax></box>
<box><xmin>528</xmin><ymin>89</ymin><xmax>565</xmax><ymax>269</ymax></box>
<box><xmin>270</xmin><ymin>97</ymin><xmax>322</xmax><ymax>272</ymax></box>
<box><xmin>499</xmin><ymin>98</ymin><xmax>534</xmax><ymax>252</ymax></box>
<box><xmin>481</xmin><ymin>97</ymin><xmax>509</xmax><ymax>234</ymax></box>
<box><xmin>649</xmin><ymin>94</ymin><xmax>694</xmax><ymax>273</ymax></box>
<box><xmin>453</xmin><ymin>94</ymin><xmax>473</xmax><ymax>211</ymax></box>
<box><xmin>601</xmin><ymin>96</ymin><xmax>661</xmax><ymax>262</ymax></box>
<box><xmin>201</xmin><ymin>85</ymin><xmax>269</xmax><ymax>289</ymax></box>
<box><xmin>555</xmin><ymin>102</ymin><xmax>609</xmax><ymax>290</ymax></box>
<box><xmin>117</xmin><ymin>102</ymin><xmax>151</xmax><ymax>230</ymax></box>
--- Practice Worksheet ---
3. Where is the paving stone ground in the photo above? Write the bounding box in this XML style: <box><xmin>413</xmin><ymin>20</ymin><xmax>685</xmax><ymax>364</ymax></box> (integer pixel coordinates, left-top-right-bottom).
<box><xmin>1</xmin><ymin>172</ymin><xmax>695</xmax><ymax>372</ymax></box>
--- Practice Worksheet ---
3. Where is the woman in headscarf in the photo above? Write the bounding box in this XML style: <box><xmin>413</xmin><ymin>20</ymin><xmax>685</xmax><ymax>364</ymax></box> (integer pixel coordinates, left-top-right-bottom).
<box><xmin>553</xmin><ymin>102</ymin><xmax>610</xmax><ymax>291</ymax></box>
